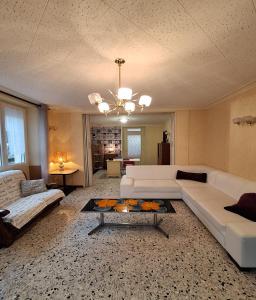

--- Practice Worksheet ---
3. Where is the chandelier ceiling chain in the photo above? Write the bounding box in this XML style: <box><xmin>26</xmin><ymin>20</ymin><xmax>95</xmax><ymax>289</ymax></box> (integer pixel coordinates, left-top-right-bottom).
<box><xmin>88</xmin><ymin>58</ymin><xmax>152</xmax><ymax>116</ymax></box>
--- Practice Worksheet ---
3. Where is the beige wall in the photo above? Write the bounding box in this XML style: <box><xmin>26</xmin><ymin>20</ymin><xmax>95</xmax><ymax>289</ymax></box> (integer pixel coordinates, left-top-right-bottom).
<box><xmin>206</xmin><ymin>83</ymin><xmax>256</xmax><ymax>180</ymax></box>
<box><xmin>48</xmin><ymin>110</ymin><xmax>84</xmax><ymax>186</ymax></box>
<box><xmin>175</xmin><ymin>110</ymin><xmax>206</xmax><ymax>166</ymax></box>
<box><xmin>205</xmin><ymin>101</ymin><xmax>230</xmax><ymax>171</ymax></box>
<box><xmin>143</xmin><ymin>125</ymin><xmax>163</xmax><ymax>165</ymax></box>
<box><xmin>175</xmin><ymin>82</ymin><xmax>256</xmax><ymax>181</ymax></box>
<box><xmin>175</xmin><ymin>111</ymin><xmax>189</xmax><ymax>165</ymax></box>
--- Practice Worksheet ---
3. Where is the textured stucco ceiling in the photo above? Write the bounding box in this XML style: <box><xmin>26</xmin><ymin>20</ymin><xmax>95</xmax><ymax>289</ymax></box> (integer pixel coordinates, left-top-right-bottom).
<box><xmin>1</xmin><ymin>0</ymin><xmax>256</xmax><ymax>112</ymax></box>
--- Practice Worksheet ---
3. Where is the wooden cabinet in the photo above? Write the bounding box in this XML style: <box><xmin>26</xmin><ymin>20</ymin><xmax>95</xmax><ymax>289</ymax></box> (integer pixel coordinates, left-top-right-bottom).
<box><xmin>103</xmin><ymin>153</ymin><xmax>118</xmax><ymax>169</ymax></box>
<box><xmin>157</xmin><ymin>143</ymin><xmax>170</xmax><ymax>165</ymax></box>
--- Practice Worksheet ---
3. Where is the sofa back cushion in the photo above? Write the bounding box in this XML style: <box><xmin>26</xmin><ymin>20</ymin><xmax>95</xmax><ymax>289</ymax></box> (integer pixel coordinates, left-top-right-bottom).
<box><xmin>0</xmin><ymin>170</ymin><xmax>25</xmax><ymax>207</ymax></box>
<box><xmin>126</xmin><ymin>165</ymin><xmax>177</xmax><ymax>180</ymax></box>
<box><xmin>126</xmin><ymin>165</ymin><xmax>214</xmax><ymax>180</ymax></box>
<box><xmin>210</xmin><ymin>171</ymin><xmax>256</xmax><ymax>200</ymax></box>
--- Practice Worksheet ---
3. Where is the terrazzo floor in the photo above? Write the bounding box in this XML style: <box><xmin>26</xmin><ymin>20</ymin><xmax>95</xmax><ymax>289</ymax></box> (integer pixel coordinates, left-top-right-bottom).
<box><xmin>1</xmin><ymin>172</ymin><xmax>256</xmax><ymax>300</ymax></box>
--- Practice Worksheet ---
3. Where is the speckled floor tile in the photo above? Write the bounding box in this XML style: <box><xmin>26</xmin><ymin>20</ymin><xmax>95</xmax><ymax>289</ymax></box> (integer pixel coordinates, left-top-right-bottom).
<box><xmin>0</xmin><ymin>173</ymin><xmax>256</xmax><ymax>300</ymax></box>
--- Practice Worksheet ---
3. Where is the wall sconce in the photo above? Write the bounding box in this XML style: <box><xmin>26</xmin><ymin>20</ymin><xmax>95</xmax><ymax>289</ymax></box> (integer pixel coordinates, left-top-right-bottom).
<box><xmin>49</xmin><ymin>125</ymin><xmax>57</xmax><ymax>131</ymax></box>
<box><xmin>243</xmin><ymin>115</ymin><xmax>256</xmax><ymax>126</ymax></box>
<box><xmin>232</xmin><ymin>115</ymin><xmax>256</xmax><ymax>126</ymax></box>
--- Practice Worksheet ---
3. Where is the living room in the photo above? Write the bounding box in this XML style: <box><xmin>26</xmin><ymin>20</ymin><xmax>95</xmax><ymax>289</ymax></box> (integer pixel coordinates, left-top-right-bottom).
<box><xmin>1</xmin><ymin>1</ymin><xmax>256</xmax><ymax>299</ymax></box>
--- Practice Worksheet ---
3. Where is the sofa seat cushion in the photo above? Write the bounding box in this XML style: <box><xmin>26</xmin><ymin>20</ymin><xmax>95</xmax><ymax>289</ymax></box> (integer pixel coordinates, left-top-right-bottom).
<box><xmin>3</xmin><ymin>189</ymin><xmax>64</xmax><ymax>229</ymax></box>
<box><xmin>182</xmin><ymin>186</ymin><xmax>244</xmax><ymax>235</ymax></box>
<box><xmin>134</xmin><ymin>179</ymin><xmax>181</xmax><ymax>193</ymax></box>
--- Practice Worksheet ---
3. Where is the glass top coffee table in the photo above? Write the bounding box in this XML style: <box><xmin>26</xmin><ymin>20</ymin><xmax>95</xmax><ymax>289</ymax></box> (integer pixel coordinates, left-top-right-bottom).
<box><xmin>81</xmin><ymin>198</ymin><xmax>176</xmax><ymax>238</ymax></box>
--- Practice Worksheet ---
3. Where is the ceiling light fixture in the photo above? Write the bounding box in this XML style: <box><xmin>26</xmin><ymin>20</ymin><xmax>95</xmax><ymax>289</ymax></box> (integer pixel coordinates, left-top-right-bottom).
<box><xmin>88</xmin><ymin>58</ymin><xmax>152</xmax><ymax>115</ymax></box>
<box><xmin>120</xmin><ymin>116</ymin><xmax>128</xmax><ymax>124</ymax></box>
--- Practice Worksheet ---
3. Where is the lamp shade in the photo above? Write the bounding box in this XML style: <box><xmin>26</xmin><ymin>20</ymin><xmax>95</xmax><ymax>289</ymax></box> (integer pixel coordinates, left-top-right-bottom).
<box><xmin>118</xmin><ymin>87</ymin><xmax>132</xmax><ymax>100</ymax></box>
<box><xmin>98</xmin><ymin>101</ymin><xmax>110</xmax><ymax>113</ymax></box>
<box><xmin>88</xmin><ymin>93</ymin><xmax>102</xmax><ymax>105</ymax></box>
<box><xmin>139</xmin><ymin>95</ymin><xmax>152</xmax><ymax>107</ymax></box>
<box><xmin>55</xmin><ymin>151</ymin><xmax>67</xmax><ymax>163</ymax></box>
<box><xmin>124</xmin><ymin>101</ymin><xmax>135</xmax><ymax>113</ymax></box>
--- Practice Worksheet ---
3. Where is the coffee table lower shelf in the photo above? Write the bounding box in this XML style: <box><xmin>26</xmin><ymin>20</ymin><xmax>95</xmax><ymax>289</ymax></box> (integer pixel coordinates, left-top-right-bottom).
<box><xmin>88</xmin><ymin>213</ymin><xmax>169</xmax><ymax>238</ymax></box>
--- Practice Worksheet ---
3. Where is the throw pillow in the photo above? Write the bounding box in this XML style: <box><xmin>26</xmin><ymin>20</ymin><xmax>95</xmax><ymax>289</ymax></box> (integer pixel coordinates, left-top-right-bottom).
<box><xmin>176</xmin><ymin>170</ymin><xmax>207</xmax><ymax>183</ymax></box>
<box><xmin>224</xmin><ymin>193</ymin><xmax>256</xmax><ymax>222</ymax></box>
<box><xmin>0</xmin><ymin>209</ymin><xmax>10</xmax><ymax>218</ymax></box>
<box><xmin>21</xmin><ymin>179</ymin><xmax>47</xmax><ymax>197</ymax></box>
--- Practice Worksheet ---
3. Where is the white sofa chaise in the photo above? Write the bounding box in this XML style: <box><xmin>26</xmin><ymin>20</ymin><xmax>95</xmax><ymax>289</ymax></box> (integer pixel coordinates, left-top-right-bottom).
<box><xmin>120</xmin><ymin>165</ymin><xmax>256</xmax><ymax>268</ymax></box>
<box><xmin>0</xmin><ymin>170</ymin><xmax>65</xmax><ymax>247</ymax></box>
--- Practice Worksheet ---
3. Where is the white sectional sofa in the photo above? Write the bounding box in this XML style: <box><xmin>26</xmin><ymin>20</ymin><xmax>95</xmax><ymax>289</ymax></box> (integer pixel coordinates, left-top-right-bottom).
<box><xmin>120</xmin><ymin>165</ymin><xmax>256</xmax><ymax>268</ymax></box>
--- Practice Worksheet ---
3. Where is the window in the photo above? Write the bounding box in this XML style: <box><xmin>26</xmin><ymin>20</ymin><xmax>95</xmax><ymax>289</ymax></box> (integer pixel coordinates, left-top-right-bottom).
<box><xmin>127</xmin><ymin>128</ymin><xmax>141</xmax><ymax>158</ymax></box>
<box><xmin>0</xmin><ymin>103</ymin><xmax>27</xmax><ymax>166</ymax></box>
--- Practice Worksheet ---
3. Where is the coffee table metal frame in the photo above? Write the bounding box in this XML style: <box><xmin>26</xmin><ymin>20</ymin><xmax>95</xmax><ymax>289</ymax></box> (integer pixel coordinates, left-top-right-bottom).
<box><xmin>88</xmin><ymin>212</ymin><xmax>169</xmax><ymax>238</ymax></box>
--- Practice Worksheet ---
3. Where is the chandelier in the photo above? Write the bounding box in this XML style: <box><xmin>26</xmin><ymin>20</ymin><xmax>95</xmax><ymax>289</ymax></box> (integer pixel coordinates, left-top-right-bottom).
<box><xmin>88</xmin><ymin>58</ymin><xmax>152</xmax><ymax>115</ymax></box>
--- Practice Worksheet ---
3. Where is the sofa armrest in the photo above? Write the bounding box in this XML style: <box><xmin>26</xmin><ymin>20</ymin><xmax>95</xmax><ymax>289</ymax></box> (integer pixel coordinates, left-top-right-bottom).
<box><xmin>120</xmin><ymin>175</ymin><xmax>134</xmax><ymax>186</ymax></box>
<box><xmin>120</xmin><ymin>176</ymin><xmax>134</xmax><ymax>198</ymax></box>
<box><xmin>225</xmin><ymin>222</ymin><xmax>256</xmax><ymax>268</ymax></box>
<box><xmin>0</xmin><ymin>209</ymin><xmax>10</xmax><ymax>218</ymax></box>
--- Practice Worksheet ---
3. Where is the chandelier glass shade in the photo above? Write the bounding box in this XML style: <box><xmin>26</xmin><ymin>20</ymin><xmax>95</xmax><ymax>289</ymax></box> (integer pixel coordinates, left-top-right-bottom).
<box><xmin>88</xmin><ymin>58</ymin><xmax>152</xmax><ymax>115</ymax></box>
<box><xmin>117</xmin><ymin>87</ymin><xmax>132</xmax><ymax>100</ymax></box>
<box><xmin>98</xmin><ymin>102</ymin><xmax>110</xmax><ymax>113</ymax></box>
<box><xmin>88</xmin><ymin>92</ymin><xmax>102</xmax><ymax>105</ymax></box>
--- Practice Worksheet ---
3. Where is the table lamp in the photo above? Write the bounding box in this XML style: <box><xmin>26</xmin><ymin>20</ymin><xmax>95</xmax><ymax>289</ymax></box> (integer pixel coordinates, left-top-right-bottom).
<box><xmin>55</xmin><ymin>152</ymin><xmax>67</xmax><ymax>170</ymax></box>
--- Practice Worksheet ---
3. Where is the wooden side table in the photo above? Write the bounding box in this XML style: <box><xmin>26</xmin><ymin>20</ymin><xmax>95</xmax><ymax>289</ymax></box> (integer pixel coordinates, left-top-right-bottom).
<box><xmin>49</xmin><ymin>169</ymin><xmax>79</xmax><ymax>195</ymax></box>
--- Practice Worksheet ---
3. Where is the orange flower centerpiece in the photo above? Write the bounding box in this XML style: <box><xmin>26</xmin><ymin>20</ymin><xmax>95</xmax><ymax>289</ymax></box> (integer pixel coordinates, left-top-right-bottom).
<box><xmin>114</xmin><ymin>203</ymin><xmax>131</xmax><ymax>212</ymax></box>
<box><xmin>96</xmin><ymin>199</ymin><xmax>117</xmax><ymax>208</ymax></box>
<box><xmin>140</xmin><ymin>201</ymin><xmax>160</xmax><ymax>211</ymax></box>
<box><xmin>124</xmin><ymin>199</ymin><xmax>138</xmax><ymax>206</ymax></box>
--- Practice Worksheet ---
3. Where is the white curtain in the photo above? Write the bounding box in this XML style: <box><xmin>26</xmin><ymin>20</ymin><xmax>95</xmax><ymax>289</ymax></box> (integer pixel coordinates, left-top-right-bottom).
<box><xmin>5</xmin><ymin>106</ymin><xmax>26</xmax><ymax>164</ymax></box>
<box><xmin>82</xmin><ymin>114</ymin><xmax>93</xmax><ymax>187</ymax></box>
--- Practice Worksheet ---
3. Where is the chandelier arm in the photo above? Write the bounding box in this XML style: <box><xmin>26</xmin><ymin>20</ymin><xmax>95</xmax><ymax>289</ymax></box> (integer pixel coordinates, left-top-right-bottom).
<box><xmin>108</xmin><ymin>107</ymin><xmax>118</xmax><ymax>113</ymax></box>
<box><xmin>108</xmin><ymin>89</ymin><xmax>119</xmax><ymax>103</ymax></box>
<box><xmin>108</xmin><ymin>103</ymin><xmax>117</xmax><ymax>107</ymax></box>
<box><xmin>135</xmin><ymin>103</ymin><xmax>143</xmax><ymax>108</ymax></box>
